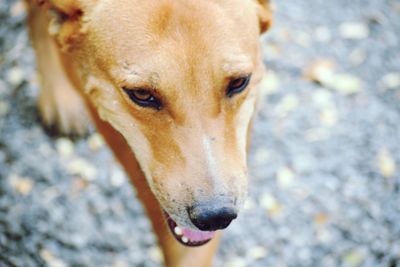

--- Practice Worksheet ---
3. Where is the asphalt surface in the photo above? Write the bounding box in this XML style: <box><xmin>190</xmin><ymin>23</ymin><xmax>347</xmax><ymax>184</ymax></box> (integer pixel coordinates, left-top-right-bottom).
<box><xmin>0</xmin><ymin>0</ymin><xmax>400</xmax><ymax>266</ymax></box>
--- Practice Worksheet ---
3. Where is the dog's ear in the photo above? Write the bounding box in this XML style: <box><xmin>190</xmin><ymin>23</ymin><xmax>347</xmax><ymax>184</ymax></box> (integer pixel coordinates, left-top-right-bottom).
<box><xmin>40</xmin><ymin>0</ymin><xmax>96</xmax><ymax>51</ymax></box>
<box><xmin>254</xmin><ymin>0</ymin><xmax>273</xmax><ymax>34</ymax></box>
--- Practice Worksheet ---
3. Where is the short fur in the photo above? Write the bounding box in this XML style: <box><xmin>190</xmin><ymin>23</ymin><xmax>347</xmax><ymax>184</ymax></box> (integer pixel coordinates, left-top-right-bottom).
<box><xmin>26</xmin><ymin>0</ymin><xmax>272</xmax><ymax>266</ymax></box>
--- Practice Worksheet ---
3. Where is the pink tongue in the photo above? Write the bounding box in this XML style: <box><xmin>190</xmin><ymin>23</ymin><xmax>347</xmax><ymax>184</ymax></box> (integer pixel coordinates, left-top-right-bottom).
<box><xmin>182</xmin><ymin>228</ymin><xmax>215</xmax><ymax>242</ymax></box>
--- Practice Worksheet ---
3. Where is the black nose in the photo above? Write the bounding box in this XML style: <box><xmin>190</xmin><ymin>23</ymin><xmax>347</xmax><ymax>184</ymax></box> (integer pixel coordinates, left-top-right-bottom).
<box><xmin>188</xmin><ymin>202</ymin><xmax>237</xmax><ymax>231</ymax></box>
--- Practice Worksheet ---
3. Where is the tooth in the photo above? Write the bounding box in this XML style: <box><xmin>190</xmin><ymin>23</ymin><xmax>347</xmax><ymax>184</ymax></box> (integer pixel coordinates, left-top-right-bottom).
<box><xmin>181</xmin><ymin>236</ymin><xmax>189</xmax><ymax>243</ymax></box>
<box><xmin>174</xmin><ymin>226</ymin><xmax>183</xmax><ymax>236</ymax></box>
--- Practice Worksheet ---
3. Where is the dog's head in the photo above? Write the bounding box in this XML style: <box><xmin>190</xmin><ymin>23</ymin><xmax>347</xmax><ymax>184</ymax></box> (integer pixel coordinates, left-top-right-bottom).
<box><xmin>46</xmin><ymin>0</ymin><xmax>272</xmax><ymax>246</ymax></box>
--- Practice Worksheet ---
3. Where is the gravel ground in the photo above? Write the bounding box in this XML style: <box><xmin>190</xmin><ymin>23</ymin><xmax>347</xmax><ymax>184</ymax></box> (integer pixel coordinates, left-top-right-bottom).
<box><xmin>1</xmin><ymin>0</ymin><xmax>400</xmax><ymax>267</ymax></box>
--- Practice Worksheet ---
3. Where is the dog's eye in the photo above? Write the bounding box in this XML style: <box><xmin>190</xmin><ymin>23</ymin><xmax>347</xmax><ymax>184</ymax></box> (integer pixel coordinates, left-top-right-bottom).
<box><xmin>226</xmin><ymin>75</ymin><xmax>251</xmax><ymax>97</ymax></box>
<box><xmin>123</xmin><ymin>88</ymin><xmax>162</xmax><ymax>110</ymax></box>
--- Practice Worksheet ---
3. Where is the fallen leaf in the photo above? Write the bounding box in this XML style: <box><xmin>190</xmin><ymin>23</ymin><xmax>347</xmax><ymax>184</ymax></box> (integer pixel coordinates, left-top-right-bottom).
<box><xmin>6</xmin><ymin>66</ymin><xmax>24</xmax><ymax>86</ymax></box>
<box><xmin>380</xmin><ymin>72</ymin><xmax>400</xmax><ymax>90</ymax></box>
<box><xmin>0</xmin><ymin>101</ymin><xmax>10</xmax><ymax>116</ymax></box>
<box><xmin>10</xmin><ymin>1</ymin><xmax>26</xmax><ymax>17</ymax></box>
<box><xmin>319</xmin><ymin>108</ymin><xmax>338</xmax><ymax>127</ymax></box>
<box><xmin>67</xmin><ymin>158</ymin><xmax>97</xmax><ymax>181</ymax></box>
<box><xmin>343</xmin><ymin>249</ymin><xmax>365</xmax><ymax>267</ymax></box>
<box><xmin>339</xmin><ymin>22</ymin><xmax>369</xmax><ymax>39</ymax></box>
<box><xmin>148</xmin><ymin>246</ymin><xmax>164</xmax><ymax>263</ymax></box>
<box><xmin>378</xmin><ymin>149</ymin><xmax>396</xmax><ymax>178</ymax></box>
<box><xmin>248</xmin><ymin>246</ymin><xmax>268</xmax><ymax>260</ymax></box>
<box><xmin>259</xmin><ymin>70</ymin><xmax>280</xmax><ymax>95</ymax></box>
<box><xmin>55</xmin><ymin>138</ymin><xmax>74</xmax><ymax>158</ymax></box>
<box><xmin>9</xmin><ymin>175</ymin><xmax>34</xmax><ymax>195</ymax></box>
<box><xmin>274</xmin><ymin>94</ymin><xmax>299</xmax><ymax>116</ymax></box>
<box><xmin>110</xmin><ymin>168</ymin><xmax>126</xmax><ymax>187</ymax></box>
<box><xmin>224</xmin><ymin>257</ymin><xmax>247</xmax><ymax>267</ymax></box>
<box><xmin>304</xmin><ymin>59</ymin><xmax>336</xmax><ymax>84</ymax></box>
<box><xmin>88</xmin><ymin>133</ymin><xmax>105</xmax><ymax>151</ymax></box>
<box><xmin>40</xmin><ymin>249</ymin><xmax>67</xmax><ymax>267</ymax></box>
<box><xmin>314</xmin><ymin>213</ymin><xmax>329</xmax><ymax>226</ymax></box>
<box><xmin>276</xmin><ymin>167</ymin><xmax>295</xmax><ymax>188</ymax></box>
<box><xmin>260</xmin><ymin>193</ymin><xmax>283</xmax><ymax>216</ymax></box>
<box><xmin>326</xmin><ymin>74</ymin><xmax>362</xmax><ymax>95</ymax></box>
<box><xmin>349</xmin><ymin>49</ymin><xmax>367</xmax><ymax>66</ymax></box>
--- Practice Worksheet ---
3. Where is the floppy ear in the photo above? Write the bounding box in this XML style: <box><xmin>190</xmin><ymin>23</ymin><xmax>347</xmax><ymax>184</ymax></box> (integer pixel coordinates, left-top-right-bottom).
<box><xmin>40</xmin><ymin>0</ymin><xmax>96</xmax><ymax>51</ymax></box>
<box><xmin>255</xmin><ymin>0</ymin><xmax>273</xmax><ymax>33</ymax></box>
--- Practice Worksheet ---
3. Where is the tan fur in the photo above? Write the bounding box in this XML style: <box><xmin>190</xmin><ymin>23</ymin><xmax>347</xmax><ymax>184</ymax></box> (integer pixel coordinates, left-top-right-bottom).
<box><xmin>26</xmin><ymin>0</ymin><xmax>272</xmax><ymax>266</ymax></box>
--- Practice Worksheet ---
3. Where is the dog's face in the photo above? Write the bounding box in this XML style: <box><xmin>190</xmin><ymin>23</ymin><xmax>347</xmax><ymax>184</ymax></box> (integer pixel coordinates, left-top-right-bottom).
<box><xmin>48</xmin><ymin>0</ymin><xmax>271</xmax><ymax>245</ymax></box>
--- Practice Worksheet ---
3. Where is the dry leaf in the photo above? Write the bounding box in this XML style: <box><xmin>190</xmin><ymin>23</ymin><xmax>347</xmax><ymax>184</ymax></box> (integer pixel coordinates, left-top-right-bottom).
<box><xmin>9</xmin><ymin>175</ymin><xmax>34</xmax><ymax>195</ymax></box>
<box><xmin>260</xmin><ymin>70</ymin><xmax>280</xmax><ymax>95</ymax></box>
<box><xmin>10</xmin><ymin>1</ymin><xmax>26</xmax><ymax>17</ymax></box>
<box><xmin>304</xmin><ymin>59</ymin><xmax>336</xmax><ymax>84</ymax></box>
<box><xmin>314</xmin><ymin>213</ymin><xmax>329</xmax><ymax>226</ymax></box>
<box><xmin>276</xmin><ymin>167</ymin><xmax>295</xmax><ymax>188</ymax></box>
<box><xmin>339</xmin><ymin>22</ymin><xmax>369</xmax><ymax>39</ymax></box>
<box><xmin>0</xmin><ymin>101</ymin><xmax>10</xmax><ymax>116</ymax></box>
<box><xmin>260</xmin><ymin>194</ymin><xmax>283</xmax><ymax>216</ymax></box>
<box><xmin>319</xmin><ymin>109</ymin><xmax>338</xmax><ymax>127</ymax></box>
<box><xmin>55</xmin><ymin>138</ymin><xmax>74</xmax><ymax>158</ymax></box>
<box><xmin>343</xmin><ymin>249</ymin><xmax>365</xmax><ymax>267</ymax></box>
<box><xmin>378</xmin><ymin>149</ymin><xmax>396</xmax><ymax>178</ymax></box>
<box><xmin>88</xmin><ymin>133</ymin><xmax>105</xmax><ymax>151</ymax></box>
<box><xmin>274</xmin><ymin>94</ymin><xmax>299</xmax><ymax>116</ymax></box>
<box><xmin>6</xmin><ymin>67</ymin><xmax>24</xmax><ymax>86</ymax></box>
<box><xmin>110</xmin><ymin>168</ymin><xmax>126</xmax><ymax>187</ymax></box>
<box><xmin>40</xmin><ymin>249</ymin><xmax>67</xmax><ymax>267</ymax></box>
<box><xmin>67</xmin><ymin>158</ymin><xmax>97</xmax><ymax>181</ymax></box>
<box><xmin>380</xmin><ymin>72</ymin><xmax>400</xmax><ymax>90</ymax></box>
<box><xmin>248</xmin><ymin>246</ymin><xmax>268</xmax><ymax>260</ymax></box>
<box><xmin>224</xmin><ymin>257</ymin><xmax>246</xmax><ymax>267</ymax></box>
<box><xmin>349</xmin><ymin>49</ymin><xmax>367</xmax><ymax>66</ymax></box>
<box><xmin>148</xmin><ymin>246</ymin><xmax>164</xmax><ymax>263</ymax></box>
<box><xmin>327</xmin><ymin>74</ymin><xmax>362</xmax><ymax>95</ymax></box>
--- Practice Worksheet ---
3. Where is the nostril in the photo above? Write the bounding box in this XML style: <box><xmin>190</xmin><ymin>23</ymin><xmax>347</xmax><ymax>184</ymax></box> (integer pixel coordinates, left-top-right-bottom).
<box><xmin>188</xmin><ymin>204</ymin><xmax>237</xmax><ymax>231</ymax></box>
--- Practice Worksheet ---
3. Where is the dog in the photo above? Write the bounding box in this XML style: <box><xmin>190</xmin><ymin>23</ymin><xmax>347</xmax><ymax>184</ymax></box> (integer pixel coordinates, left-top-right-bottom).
<box><xmin>26</xmin><ymin>0</ymin><xmax>272</xmax><ymax>266</ymax></box>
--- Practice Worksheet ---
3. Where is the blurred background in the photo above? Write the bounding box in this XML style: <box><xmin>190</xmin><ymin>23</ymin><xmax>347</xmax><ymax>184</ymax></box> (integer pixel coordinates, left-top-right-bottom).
<box><xmin>1</xmin><ymin>0</ymin><xmax>400</xmax><ymax>266</ymax></box>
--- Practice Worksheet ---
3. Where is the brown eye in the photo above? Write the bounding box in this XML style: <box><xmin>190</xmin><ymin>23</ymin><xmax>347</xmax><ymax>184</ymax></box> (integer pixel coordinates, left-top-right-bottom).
<box><xmin>122</xmin><ymin>88</ymin><xmax>162</xmax><ymax>110</ymax></box>
<box><xmin>226</xmin><ymin>75</ymin><xmax>251</xmax><ymax>97</ymax></box>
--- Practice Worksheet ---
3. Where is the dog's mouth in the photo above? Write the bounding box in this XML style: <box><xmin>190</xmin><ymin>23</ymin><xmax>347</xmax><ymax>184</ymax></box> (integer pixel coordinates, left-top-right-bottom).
<box><xmin>165</xmin><ymin>213</ymin><xmax>216</xmax><ymax>247</ymax></box>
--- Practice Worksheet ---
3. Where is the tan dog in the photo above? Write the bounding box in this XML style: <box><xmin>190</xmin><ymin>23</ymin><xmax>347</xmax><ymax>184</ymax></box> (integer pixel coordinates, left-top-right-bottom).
<box><xmin>26</xmin><ymin>0</ymin><xmax>272</xmax><ymax>266</ymax></box>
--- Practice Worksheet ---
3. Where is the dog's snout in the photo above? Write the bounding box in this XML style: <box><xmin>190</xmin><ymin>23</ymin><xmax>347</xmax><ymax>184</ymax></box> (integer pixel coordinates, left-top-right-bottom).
<box><xmin>188</xmin><ymin>201</ymin><xmax>237</xmax><ymax>231</ymax></box>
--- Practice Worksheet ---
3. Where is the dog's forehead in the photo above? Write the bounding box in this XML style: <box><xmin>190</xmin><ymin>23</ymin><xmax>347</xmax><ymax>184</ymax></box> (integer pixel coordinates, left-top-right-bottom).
<box><xmin>86</xmin><ymin>0</ymin><xmax>259</xmax><ymax>72</ymax></box>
